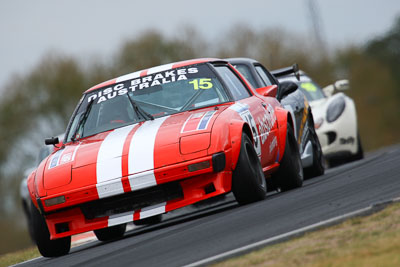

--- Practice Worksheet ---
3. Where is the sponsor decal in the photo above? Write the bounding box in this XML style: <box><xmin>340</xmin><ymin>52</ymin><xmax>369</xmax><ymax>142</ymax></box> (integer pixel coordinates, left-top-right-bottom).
<box><xmin>230</xmin><ymin>102</ymin><xmax>277</xmax><ymax>157</ymax></box>
<box><xmin>257</xmin><ymin>104</ymin><xmax>276</xmax><ymax>145</ymax></box>
<box><xmin>269</xmin><ymin>136</ymin><xmax>277</xmax><ymax>153</ymax></box>
<box><xmin>60</xmin><ymin>152</ymin><xmax>72</xmax><ymax>164</ymax></box>
<box><xmin>229</xmin><ymin>102</ymin><xmax>261</xmax><ymax>156</ymax></box>
<box><xmin>48</xmin><ymin>145</ymin><xmax>80</xmax><ymax>169</ymax></box>
<box><xmin>49</xmin><ymin>149</ymin><xmax>64</xmax><ymax>169</ymax></box>
<box><xmin>181</xmin><ymin>110</ymin><xmax>216</xmax><ymax>133</ymax></box>
<box><xmin>87</xmin><ymin>67</ymin><xmax>199</xmax><ymax>104</ymax></box>
<box><xmin>340</xmin><ymin>136</ymin><xmax>355</xmax><ymax>145</ymax></box>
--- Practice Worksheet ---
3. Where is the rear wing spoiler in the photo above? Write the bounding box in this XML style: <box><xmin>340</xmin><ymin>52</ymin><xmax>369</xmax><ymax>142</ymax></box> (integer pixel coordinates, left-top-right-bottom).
<box><xmin>271</xmin><ymin>63</ymin><xmax>300</xmax><ymax>81</ymax></box>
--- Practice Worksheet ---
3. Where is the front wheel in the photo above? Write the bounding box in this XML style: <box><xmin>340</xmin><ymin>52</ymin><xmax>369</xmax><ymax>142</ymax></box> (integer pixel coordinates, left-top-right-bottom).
<box><xmin>232</xmin><ymin>133</ymin><xmax>267</xmax><ymax>205</ymax></box>
<box><xmin>274</xmin><ymin>124</ymin><xmax>304</xmax><ymax>191</ymax></box>
<box><xmin>30</xmin><ymin>202</ymin><xmax>71</xmax><ymax>257</ymax></box>
<box><xmin>94</xmin><ymin>224</ymin><xmax>126</xmax><ymax>241</ymax></box>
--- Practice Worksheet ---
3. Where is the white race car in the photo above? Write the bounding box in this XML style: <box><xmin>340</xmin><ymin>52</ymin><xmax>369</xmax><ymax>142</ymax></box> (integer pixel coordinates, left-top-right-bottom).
<box><xmin>275</xmin><ymin>72</ymin><xmax>363</xmax><ymax>166</ymax></box>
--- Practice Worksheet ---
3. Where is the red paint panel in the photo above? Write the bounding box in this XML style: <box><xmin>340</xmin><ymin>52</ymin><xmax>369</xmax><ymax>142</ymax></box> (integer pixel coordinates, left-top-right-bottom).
<box><xmin>172</xmin><ymin>58</ymin><xmax>217</xmax><ymax>68</ymax></box>
<box><xmin>140</xmin><ymin>70</ymin><xmax>148</xmax><ymax>77</ymax></box>
<box><xmin>180</xmin><ymin>133</ymin><xmax>210</xmax><ymax>154</ymax></box>
<box><xmin>134</xmin><ymin>210</ymin><xmax>140</xmax><ymax>221</ymax></box>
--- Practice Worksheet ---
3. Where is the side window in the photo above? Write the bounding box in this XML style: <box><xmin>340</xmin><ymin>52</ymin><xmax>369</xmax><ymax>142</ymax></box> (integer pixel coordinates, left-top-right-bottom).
<box><xmin>215</xmin><ymin>66</ymin><xmax>251</xmax><ymax>100</ymax></box>
<box><xmin>255</xmin><ymin>65</ymin><xmax>274</xmax><ymax>86</ymax></box>
<box><xmin>233</xmin><ymin>64</ymin><xmax>258</xmax><ymax>88</ymax></box>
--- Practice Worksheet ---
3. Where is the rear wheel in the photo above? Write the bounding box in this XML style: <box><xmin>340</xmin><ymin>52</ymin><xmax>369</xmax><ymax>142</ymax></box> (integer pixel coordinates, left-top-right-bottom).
<box><xmin>232</xmin><ymin>133</ymin><xmax>267</xmax><ymax>205</ymax></box>
<box><xmin>30</xmin><ymin>202</ymin><xmax>71</xmax><ymax>257</ymax></box>
<box><xmin>94</xmin><ymin>224</ymin><xmax>126</xmax><ymax>241</ymax></box>
<box><xmin>304</xmin><ymin>125</ymin><xmax>325</xmax><ymax>178</ymax></box>
<box><xmin>274</xmin><ymin>124</ymin><xmax>304</xmax><ymax>191</ymax></box>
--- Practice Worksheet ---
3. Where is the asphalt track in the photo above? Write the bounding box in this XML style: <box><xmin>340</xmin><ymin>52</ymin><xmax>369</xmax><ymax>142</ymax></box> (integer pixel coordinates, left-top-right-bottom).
<box><xmin>17</xmin><ymin>144</ymin><xmax>400</xmax><ymax>267</ymax></box>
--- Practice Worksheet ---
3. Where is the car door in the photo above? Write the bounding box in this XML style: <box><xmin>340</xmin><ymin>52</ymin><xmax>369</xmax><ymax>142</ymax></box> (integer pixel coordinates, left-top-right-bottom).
<box><xmin>254</xmin><ymin>64</ymin><xmax>306</xmax><ymax>144</ymax></box>
<box><xmin>214</xmin><ymin>64</ymin><xmax>279</xmax><ymax>167</ymax></box>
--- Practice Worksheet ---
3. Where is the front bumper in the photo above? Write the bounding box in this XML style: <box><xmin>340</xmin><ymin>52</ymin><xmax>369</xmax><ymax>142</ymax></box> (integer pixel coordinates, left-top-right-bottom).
<box><xmin>40</xmin><ymin>152</ymin><xmax>232</xmax><ymax>239</ymax></box>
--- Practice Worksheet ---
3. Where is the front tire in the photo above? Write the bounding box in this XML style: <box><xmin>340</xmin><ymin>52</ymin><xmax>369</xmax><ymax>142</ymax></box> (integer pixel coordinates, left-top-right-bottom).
<box><xmin>94</xmin><ymin>224</ymin><xmax>126</xmax><ymax>241</ymax></box>
<box><xmin>30</xmin><ymin>202</ymin><xmax>71</xmax><ymax>257</ymax></box>
<box><xmin>274</xmin><ymin>124</ymin><xmax>304</xmax><ymax>191</ymax></box>
<box><xmin>232</xmin><ymin>133</ymin><xmax>267</xmax><ymax>205</ymax></box>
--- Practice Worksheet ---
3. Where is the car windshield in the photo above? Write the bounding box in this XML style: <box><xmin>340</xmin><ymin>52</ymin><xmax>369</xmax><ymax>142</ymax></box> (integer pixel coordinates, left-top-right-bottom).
<box><xmin>297</xmin><ymin>81</ymin><xmax>325</xmax><ymax>101</ymax></box>
<box><xmin>279</xmin><ymin>75</ymin><xmax>325</xmax><ymax>102</ymax></box>
<box><xmin>66</xmin><ymin>63</ymin><xmax>229</xmax><ymax>142</ymax></box>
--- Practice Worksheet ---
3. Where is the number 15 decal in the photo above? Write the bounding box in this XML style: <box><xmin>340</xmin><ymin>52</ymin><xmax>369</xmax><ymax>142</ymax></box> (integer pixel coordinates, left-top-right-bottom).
<box><xmin>189</xmin><ymin>78</ymin><xmax>213</xmax><ymax>90</ymax></box>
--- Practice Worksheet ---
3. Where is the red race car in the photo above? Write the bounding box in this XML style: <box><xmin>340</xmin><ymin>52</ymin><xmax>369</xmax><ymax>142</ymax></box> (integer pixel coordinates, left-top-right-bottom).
<box><xmin>27</xmin><ymin>58</ymin><xmax>303</xmax><ymax>257</ymax></box>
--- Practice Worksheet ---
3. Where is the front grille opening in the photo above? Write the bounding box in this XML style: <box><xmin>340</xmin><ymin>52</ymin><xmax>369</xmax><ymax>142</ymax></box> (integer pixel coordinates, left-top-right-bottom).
<box><xmin>204</xmin><ymin>183</ymin><xmax>216</xmax><ymax>194</ymax></box>
<box><xmin>81</xmin><ymin>182</ymin><xmax>183</xmax><ymax>220</ymax></box>
<box><xmin>55</xmin><ymin>222</ymin><xmax>70</xmax><ymax>234</ymax></box>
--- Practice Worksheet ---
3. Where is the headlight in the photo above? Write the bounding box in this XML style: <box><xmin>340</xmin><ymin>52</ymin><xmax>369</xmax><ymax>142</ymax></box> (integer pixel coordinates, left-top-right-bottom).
<box><xmin>314</xmin><ymin>117</ymin><xmax>324</xmax><ymax>129</ymax></box>
<box><xmin>326</xmin><ymin>97</ymin><xmax>345</xmax><ymax>122</ymax></box>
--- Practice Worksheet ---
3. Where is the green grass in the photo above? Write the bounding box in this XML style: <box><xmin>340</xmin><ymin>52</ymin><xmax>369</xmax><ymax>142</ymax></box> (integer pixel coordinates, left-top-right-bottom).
<box><xmin>0</xmin><ymin>247</ymin><xmax>39</xmax><ymax>267</ymax></box>
<box><xmin>213</xmin><ymin>202</ymin><xmax>400</xmax><ymax>267</ymax></box>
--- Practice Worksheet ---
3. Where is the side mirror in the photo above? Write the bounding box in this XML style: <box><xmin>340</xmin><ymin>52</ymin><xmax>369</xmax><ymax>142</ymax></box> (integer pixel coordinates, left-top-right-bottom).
<box><xmin>256</xmin><ymin>85</ymin><xmax>278</xmax><ymax>98</ymax></box>
<box><xmin>335</xmin><ymin>79</ymin><xmax>349</xmax><ymax>91</ymax></box>
<box><xmin>278</xmin><ymin>81</ymin><xmax>298</xmax><ymax>100</ymax></box>
<box><xmin>322</xmin><ymin>79</ymin><xmax>349</xmax><ymax>97</ymax></box>
<box><xmin>322</xmin><ymin>84</ymin><xmax>334</xmax><ymax>97</ymax></box>
<box><xmin>292</xmin><ymin>63</ymin><xmax>300</xmax><ymax>81</ymax></box>
<box><xmin>45</xmin><ymin>137</ymin><xmax>59</xmax><ymax>146</ymax></box>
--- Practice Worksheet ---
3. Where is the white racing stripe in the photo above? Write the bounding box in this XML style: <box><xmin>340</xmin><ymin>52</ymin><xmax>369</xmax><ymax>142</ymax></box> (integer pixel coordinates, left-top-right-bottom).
<box><xmin>106</xmin><ymin>202</ymin><xmax>166</xmax><ymax>227</ymax></box>
<box><xmin>108</xmin><ymin>211</ymin><xmax>134</xmax><ymax>227</ymax></box>
<box><xmin>140</xmin><ymin>202</ymin><xmax>166</xmax><ymax>219</ymax></box>
<box><xmin>147</xmin><ymin>63</ymin><xmax>174</xmax><ymax>75</ymax></box>
<box><xmin>116</xmin><ymin>71</ymin><xmax>141</xmax><ymax>83</ymax></box>
<box><xmin>96</xmin><ymin>124</ymin><xmax>136</xmax><ymax>198</ymax></box>
<box><xmin>128</xmin><ymin>117</ymin><xmax>169</xmax><ymax>191</ymax></box>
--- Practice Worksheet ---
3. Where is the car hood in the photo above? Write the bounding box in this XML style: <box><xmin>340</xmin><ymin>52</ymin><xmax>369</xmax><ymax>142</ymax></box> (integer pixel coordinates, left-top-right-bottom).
<box><xmin>42</xmin><ymin>107</ymin><xmax>225</xmax><ymax>190</ymax></box>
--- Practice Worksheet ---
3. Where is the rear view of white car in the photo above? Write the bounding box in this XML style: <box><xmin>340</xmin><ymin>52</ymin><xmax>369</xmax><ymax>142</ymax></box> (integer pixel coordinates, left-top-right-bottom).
<box><xmin>275</xmin><ymin>72</ymin><xmax>363</xmax><ymax>166</ymax></box>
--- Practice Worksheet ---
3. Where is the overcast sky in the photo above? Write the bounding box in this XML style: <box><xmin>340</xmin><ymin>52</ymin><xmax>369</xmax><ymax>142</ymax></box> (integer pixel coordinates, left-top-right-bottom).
<box><xmin>1</xmin><ymin>0</ymin><xmax>399</xmax><ymax>90</ymax></box>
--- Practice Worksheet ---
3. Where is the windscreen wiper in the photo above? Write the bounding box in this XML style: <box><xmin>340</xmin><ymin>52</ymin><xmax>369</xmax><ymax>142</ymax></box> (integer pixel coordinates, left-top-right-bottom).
<box><xmin>71</xmin><ymin>100</ymin><xmax>94</xmax><ymax>142</ymax></box>
<box><xmin>127</xmin><ymin>93</ymin><xmax>154</xmax><ymax>121</ymax></box>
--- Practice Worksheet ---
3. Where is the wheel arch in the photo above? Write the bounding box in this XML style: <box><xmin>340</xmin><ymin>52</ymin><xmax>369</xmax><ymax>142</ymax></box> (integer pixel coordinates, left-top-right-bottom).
<box><xmin>229</xmin><ymin>120</ymin><xmax>254</xmax><ymax>170</ymax></box>
<box><xmin>275</xmin><ymin>107</ymin><xmax>294</xmax><ymax>163</ymax></box>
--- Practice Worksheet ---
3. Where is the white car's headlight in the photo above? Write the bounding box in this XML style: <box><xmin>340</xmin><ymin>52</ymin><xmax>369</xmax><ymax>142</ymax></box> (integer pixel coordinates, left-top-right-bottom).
<box><xmin>326</xmin><ymin>97</ymin><xmax>345</xmax><ymax>122</ymax></box>
<box><xmin>314</xmin><ymin>117</ymin><xmax>324</xmax><ymax>129</ymax></box>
